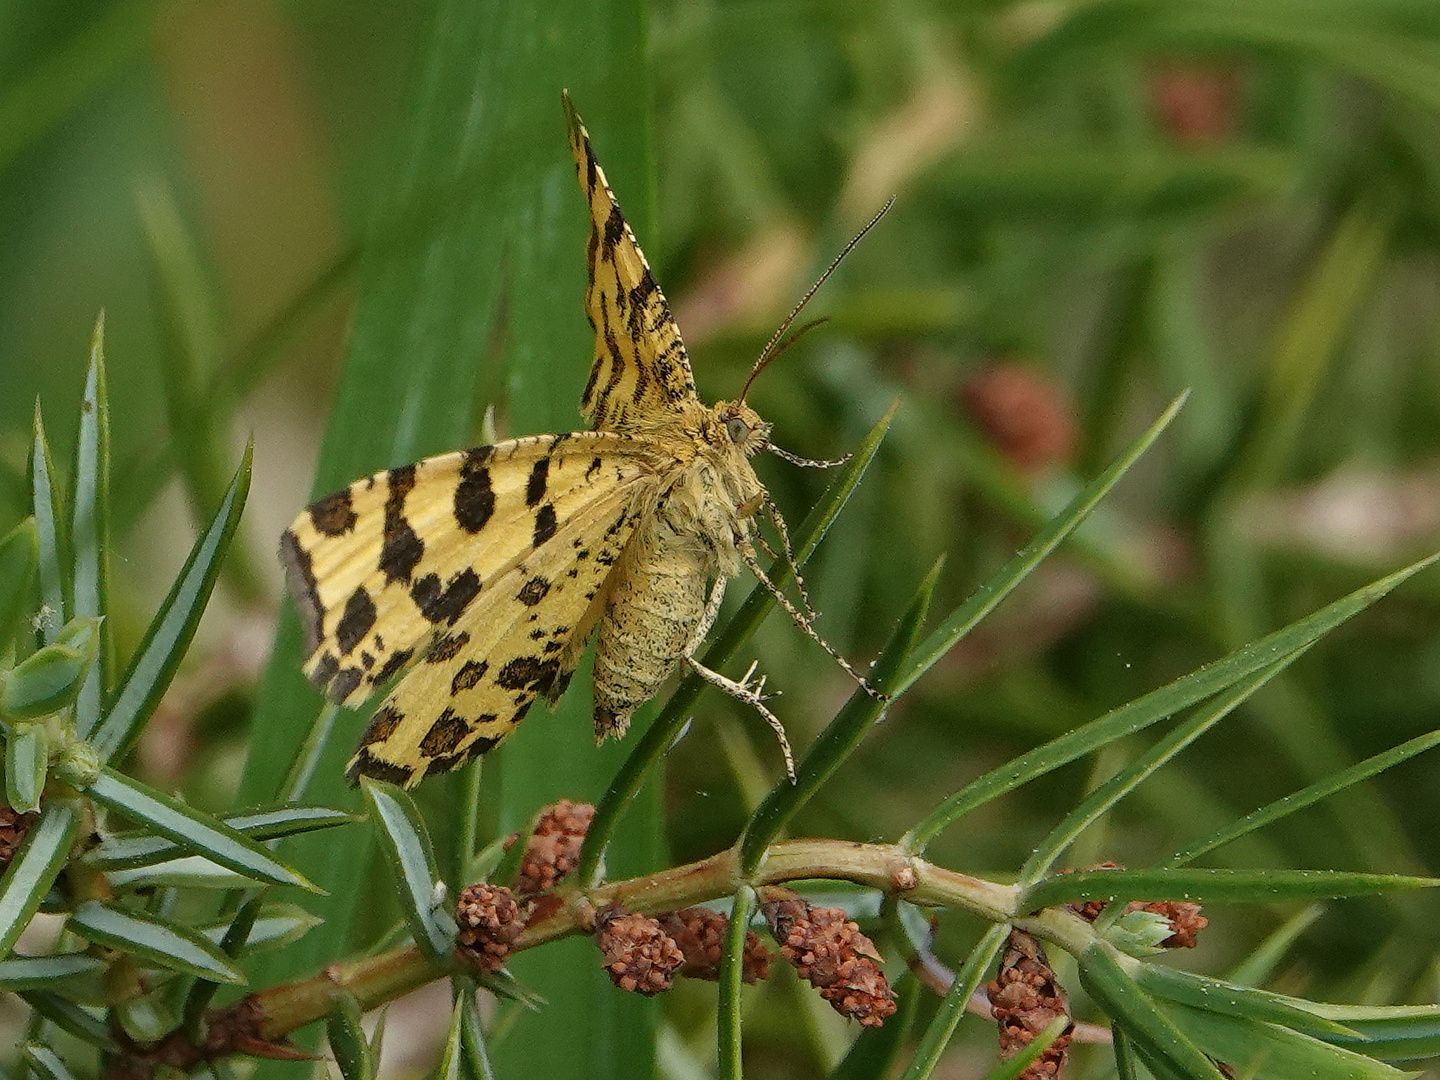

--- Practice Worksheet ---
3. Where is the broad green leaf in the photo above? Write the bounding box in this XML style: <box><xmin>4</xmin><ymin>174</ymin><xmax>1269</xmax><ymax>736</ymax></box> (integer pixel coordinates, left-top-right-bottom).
<box><xmin>1158</xmin><ymin>999</ymin><xmax>1408</xmax><ymax>1079</ymax></box>
<box><xmin>360</xmin><ymin>778</ymin><xmax>453</xmax><ymax>963</ymax></box>
<box><xmin>69</xmin><ymin>900</ymin><xmax>246</xmax><ymax>984</ymax></box>
<box><xmin>70</xmin><ymin>315</ymin><xmax>109</xmax><ymax>737</ymax></box>
<box><xmin>84</xmin><ymin>767</ymin><xmax>315</xmax><ymax>891</ymax></box>
<box><xmin>0</xmin><ymin>953</ymin><xmax>102</xmax><ymax>990</ymax></box>
<box><xmin>740</xmin><ymin>558</ymin><xmax>939</xmax><ymax>872</ymax></box>
<box><xmin>91</xmin><ymin>445</ymin><xmax>251</xmax><ymax>762</ymax></box>
<box><xmin>897</xmin><ymin>394</ymin><xmax>1186</xmax><ymax>696</ymax></box>
<box><xmin>23</xmin><ymin>1044</ymin><xmax>80</xmax><ymax>1080</ymax></box>
<box><xmin>4</xmin><ymin>725</ymin><xmax>46</xmax><ymax>812</ymax></box>
<box><xmin>86</xmin><ymin>804</ymin><xmax>354</xmax><ymax>870</ymax></box>
<box><xmin>29</xmin><ymin>405</ymin><xmax>66</xmax><ymax>643</ymax></box>
<box><xmin>0</xmin><ymin>518</ymin><xmax>39</xmax><ymax>647</ymax></box>
<box><xmin>903</xmin><ymin>554</ymin><xmax>1438</xmax><ymax>852</ymax></box>
<box><xmin>1078</xmin><ymin>943</ymin><xmax>1226</xmax><ymax>1080</ymax></box>
<box><xmin>717</xmin><ymin>887</ymin><xmax>755</xmax><ymax>1080</ymax></box>
<box><xmin>1019</xmin><ymin>655</ymin><xmax>1297</xmax><ymax>884</ymax></box>
<box><xmin>1171</xmin><ymin>727</ymin><xmax>1440</xmax><ymax>866</ymax></box>
<box><xmin>1135</xmin><ymin>965</ymin><xmax>1359</xmax><ymax>1040</ymax></box>
<box><xmin>579</xmin><ymin>404</ymin><xmax>896</xmax><ymax>887</ymax></box>
<box><xmin>327</xmin><ymin>992</ymin><xmax>374</xmax><ymax>1080</ymax></box>
<box><xmin>1021</xmin><ymin>867</ymin><xmax>1439</xmax><ymax>911</ymax></box>
<box><xmin>899</xmin><ymin>923</ymin><xmax>1009</xmax><ymax>1080</ymax></box>
<box><xmin>0</xmin><ymin>802</ymin><xmax>78</xmax><ymax>956</ymax></box>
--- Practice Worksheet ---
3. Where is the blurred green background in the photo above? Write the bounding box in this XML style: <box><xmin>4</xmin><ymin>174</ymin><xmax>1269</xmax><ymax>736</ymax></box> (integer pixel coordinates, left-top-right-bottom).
<box><xmin>6</xmin><ymin>0</ymin><xmax>1440</xmax><ymax>1076</ymax></box>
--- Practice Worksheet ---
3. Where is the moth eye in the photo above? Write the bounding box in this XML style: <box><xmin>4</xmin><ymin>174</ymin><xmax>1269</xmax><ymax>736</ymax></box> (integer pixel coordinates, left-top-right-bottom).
<box><xmin>725</xmin><ymin>417</ymin><xmax>750</xmax><ymax>443</ymax></box>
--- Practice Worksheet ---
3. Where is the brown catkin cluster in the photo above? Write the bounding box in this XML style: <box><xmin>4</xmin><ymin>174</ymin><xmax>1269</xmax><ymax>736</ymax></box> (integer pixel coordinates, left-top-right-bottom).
<box><xmin>594</xmin><ymin>909</ymin><xmax>684</xmax><ymax>996</ymax></box>
<box><xmin>513</xmin><ymin>800</ymin><xmax>595</xmax><ymax>895</ymax></box>
<box><xmin>0</xmin><ymin>805</ymin><xmax>36</xmax><ymax>868</ymax></box>
<box><xmin>657</xmin><ymin>907</ymin><xmax>771</xmax><ymax>983</ymax></box>
<box><xmin>454</xmin><ymin>883</ymin><xmax>530</xmax><ymax>974</ymax></box>
<box><xmin>985</xmin><ymin>930</ymin><xmax>1074</xmax><ymax>1079</ymax></box>
<box><xmin>1065</xmin><ymin>863</ymin><xmax>1208</xmax><ymax>949</ymax></box>
<box><xmin>763</xmin><ymin>896</ymin><xmax>896</xmax><ymax>1027</ymax></box>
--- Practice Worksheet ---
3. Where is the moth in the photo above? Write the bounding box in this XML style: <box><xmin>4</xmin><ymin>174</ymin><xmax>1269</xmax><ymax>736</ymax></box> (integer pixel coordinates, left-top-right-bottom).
<box><xmin>281</xmin><ymin>92</ymin><xmax>884</xmax><ymax>789</ymax></box>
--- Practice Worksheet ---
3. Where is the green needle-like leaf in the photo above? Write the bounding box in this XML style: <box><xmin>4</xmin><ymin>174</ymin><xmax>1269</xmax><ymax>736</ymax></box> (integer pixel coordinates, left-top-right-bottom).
<box><xmin>23</xmin><ymin>1044</ymin><xmax>81</xmax><ymax>1080</ymax></box>
<box><xmin>0</xmin><ymin>803</ymin><xmax>78</xmax><ymax>957</ymax></box>
<box><xmin>460</xmin><ymin>990</ymin><xmax>497</xmax><ymax>1080</ymax></box>
<box><xmin>740</xmin><ymin>558</ymin><xmax>939</xmax><ymax>873</ymax></box>
<box><xmin>197</xmin><ymin>904</ymin><xmax>322</xmax><ymax>953</ymax></box>
<box><xmin>899</xmin><ymin>923</ymin><xmax>1009</xmax><ymax>1080</ymax></box>
<box><xmin>86</xmin><ymin>804</ymin><xmax>353</xmax><ymax>870</ymax></box>
<box><xmin>68</xmin><ymin>900</ymin><xmax>246</xmax><ymax>984</ymax></box>
<box><xmin>1135</xmin><ymin>966</ymin><xmax>1360</xmax><ymax>1040</ymax></box>
<box><xmin>29</xmin><ymin>405</ymin><xmax>66</xmax><ymax>643</ymax></box>
<box><xmin>437</xmin><ymin>996</ymin><xmax>466</xmax><ymax>1080</ymax></box>
<box><xmin>897</xmin><ymin>393</ymin><xmax>1186</xmax><ymax>696</ymax></box>
<box><xmin>4</xmin><ymin>726</ymin><xmax>47</xmax><ymax>813</ymax></box>
<box><xmin>0</xmin><ymin>518</ymin><xmax>39</xmax><ymax>647</ymax></box>
<box><xmin>84</xmin><ymin>767</ymin><xmax>316</xmax><ymax>891</ymax></box>
<box><xmin>1021</xmin><ymin>867</ymin><xmax>1440</xmax><ymax>911</ymax></box>
<box><xmin>19</xmin><ymin>990</ymin><xmax>116</xmax><ymax>1050</ymax></box>
<box><xmin>70</xmin><ymin>315</ymin><xmax>109</xmax><ymax>737</ymax></box>
<box><xmin>579</xmin><ymin>404</ymin><xmax>896</xmax><ymax>887</ymax></box>
<box><xmin>90</xmin><ymin>444</ymin><xmax>251</xmax><ymax>762</ymax></box>
<box><xmin>903</xmin><ymin>554</ymin><xmax>1438</xmax><ymax>852</ymax></box>
<box><xmin>1305</xmin><ymin>1001</ymin><xmax>1440</xmax><ymax>1061</ymax></box>
<box><xmin>0</xmin><ymin>954</ymin><xmax>103</xmax><ymax>990</ymax></box>
<box><xmin>717</xmin><ymin>887</ymin><xmax>755</xmax><ymax>1080</ymax></box>
<box><xmin>360</xmin><ymin>778</ymin><xmax>454</xmax><ymax>963</ymax></box>
<box><xmin>327</xmin><ymin>992</ymin><xmax>374</xmax><ymax>1080</ymax></box>
<box><xmin>1078</xmin><ymin>943</ymin><xmax>1226</xmax><ymax>1080</ymax></box>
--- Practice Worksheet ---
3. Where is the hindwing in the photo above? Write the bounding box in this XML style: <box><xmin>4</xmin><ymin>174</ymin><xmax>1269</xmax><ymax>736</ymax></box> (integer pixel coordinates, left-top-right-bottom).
<box><xmin>563</xmin><ymin>92</ymin><xmax>699</xmax><ymax>432</ymax></box>
<box><xmin>280</xmin><ymin>431</ymin><xmax>660</xmax><ymax>710</ymax></box>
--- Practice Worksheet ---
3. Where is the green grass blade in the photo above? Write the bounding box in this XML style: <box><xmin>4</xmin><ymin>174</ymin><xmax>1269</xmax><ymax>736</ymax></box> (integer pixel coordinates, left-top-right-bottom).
<box><xmin>360</xmin><ymin>779</ymin><xmax>454</xmax><ymax>963</ymax></box>
<box><xmin>578</xmin><ymin>405</ymin><xmax>896</xmax><ymax>888</ymax></box>
<box><xmin>1170</xmin><ymin>727</ymin><xmax>1440</xmax><ymax>867</ymax></box>
<box><xmin>898</xmin><ymin>923</ymin><xmax>1009</xmax><ymax>1080</ymax></box>
<box><xmin>90</xmin><ymin>443</ymin><xmax>251</xmax><ymax>763</ymax></box>
<box><xmin>0</xmin><ymin>803</ymin><xmax>78</xmax><ymax>956</ymax></box>
<box><xmin>85</xmin><ymin>767</ymin><xmax>316</xmax><ymax>891</ymax></box>
<box><xmin>0</xmin><ymin>518</ymin><xmax>39</xmax><ymax>648</ymax></box>
<box><xmin>70</xmin><ymin>315</ymin><xmax>109</xmax><ymax>738</ymax></box>
<box><xmin>740</xmin><ymin>559</ymin><xmax>939</xmax><ymax>873</ymax></box>
<box><xmin>1019</xmin><ymin>654</ymin><xmax>1300</xmax><ymax>884</ymax></box>
<box><xmin>1021</xmin><ymin>867</ymin><xmax>1439</xmax><ymax>911</ymax></box>
<box><xmin>897</xmin><ymin>393</ymin><xmax>1186</xmax><ymax>696</ymax></box>
<box><xmin>902</xmin><ymin>554</ymin><xmax>1438</xmax><ymax>852</ymax></box>
<box><xmin>68</xmin><ymin>900</ymin><xmax>246</xmax><ymax>984</ymax></box>
<box><xmin>717</xmin><ymin>887</ymin><xmax>755</xmax><ymax>1080</ymax></box>
<box><xmin>1078</xmin><ymin>943</ymin><xmax>1226</xmax><ymax>1080</ymax></box>
<box><xmin>29</xmin><ymin>405</ymin><xmax>66</xmax><ymax>643</ymax></box>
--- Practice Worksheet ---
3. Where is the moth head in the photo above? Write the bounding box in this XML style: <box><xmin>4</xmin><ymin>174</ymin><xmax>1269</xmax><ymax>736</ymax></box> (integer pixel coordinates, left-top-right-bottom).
<box><xmin>714</xmin><ymin>401</ymin><xmax>770</xmax><ymax>454</ymax></box>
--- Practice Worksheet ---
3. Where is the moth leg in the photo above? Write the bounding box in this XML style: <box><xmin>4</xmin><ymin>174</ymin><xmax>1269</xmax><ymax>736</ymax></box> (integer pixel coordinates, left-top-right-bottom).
<box><xmin>738</xmin><ymin>542</ymin><xmax>886</xmax><ymax>702</ymax></box>
<box><xmin>684</xmin><ymin>578</ymin><xmax>796</xmax><ymax>782</ymax></box>
<box><xmin>762</xmin><ymin>494</ymin><xmax>820</xmax><ymax>622</ymax></box>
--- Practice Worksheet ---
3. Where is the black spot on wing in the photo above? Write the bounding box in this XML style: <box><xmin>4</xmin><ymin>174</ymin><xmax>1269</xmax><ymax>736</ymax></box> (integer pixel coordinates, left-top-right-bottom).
<box><xmin>454</xmin><ymin>447</ymin><xmax>496</xmax><ymax>532</ymax></box>
<box><xmin>373</xmin><ymin>648</ymin><xmax>413</xmax><ymax>686</ymax></box>
<box><xmin>533</xmin><ymin>504</ymin><xmax>558</xmax><ymax>547</ymax></box>
<box><xmin>526</xmin><ymin>457</ymin><xmax>550</xmax><ymax>507</ymax></box>
<box><xmin>379</xmin><ymin>465</ymin><xmax>423</xmax><ymax>584</ymax></box>
<box><xmin>331</xmin><ymin>667</ymin><xmax>362</xmax><ymax>704</ymax></box>
<box><xmin>309</xmin><ymin>489</ymin><xmax>357</xmax><ymax>536</ymax></box>
<box><xmin>426</xmin><ymin>630</ymin><xmax>471</xmax><ymax>663</ymax></box>
<box><xmin>361</xmin><ymin>702</ymin><xmax>404</xmax><ymax>744</ymax></box>
<box><xmin>345</xmin><ymin>747</ymin><xmax>414</xmax><ymax>788</ymax></box>
<box><xmin>516</xmin><ymin>576</ymin><xmax>551</xmax><ymax>607</ymax></box>
<box><xmin>464</xmin><ymin>730</ymin><xmax>502</xmax><ymax>760</ymax></box>
<box><xmin>451</xmin><ymin>659</ymin><xmax>488</xmax><ymax>694</ymax></box>
<box><xmin>411</xmin><ymin>568</ymin><xmax>481</xmax><ymax>625</ymax></box>
<box><xmin>602</xmin><ymin>205</ymin><xmax>625</xmax><ymax>256</ymax></box>
<box><xmin>420</xmin><ymin>708</ymin><xmax>470</xmax><ymax>757</ymax></box>
<box><xmin>336</xmin><ymin>587</ymin><xmax>377</xmax><ymax>655</ymax></box>
<box><xmin>280</xmin><ymin>531</ymin><xmax>324</xmax><ymax>655</ymax></box>
<box><xmin>309</xmin><ymin>651</ymin><xmax>339</xmax><ymax>690</ymax></box>
<box><xmin>495</xmin><ymin>656</ymin><xmax>559</xmax><ymax>693</ymax></box>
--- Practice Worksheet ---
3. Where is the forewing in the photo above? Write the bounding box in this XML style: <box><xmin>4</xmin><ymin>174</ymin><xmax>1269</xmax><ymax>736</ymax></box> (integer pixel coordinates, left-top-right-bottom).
<box><xmin>345</xmin><ymin>486</ymin><xmax>643</xmax><ymax>787</ymax></box>
<box><xmin>563</xmin><ymin>93</ymin><xmax>699</xmax><ymax>432</ymax></box>
<box><xmin>280</xmin><ymin>431</ymin><xmax>656</xmax><ymax>708</ymax></box>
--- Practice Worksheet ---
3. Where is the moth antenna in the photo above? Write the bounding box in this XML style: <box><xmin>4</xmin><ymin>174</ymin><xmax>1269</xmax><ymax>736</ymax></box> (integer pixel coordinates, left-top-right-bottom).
<box><xmin>739</xmin><ymin>543</ymin><xmax>886</xmax><ymax>701</ymax></box>
<box><xmin>763</xmin><ymin>494</ymin><xmax>820</xmax><ymax>622</ymax></box>
<box><xmin>769</xmin><ymin>444</ymin><xmax>851</xmax><ymax>469</ymax></box>
<box><xmin>740</xmin><ymin>196</ymin><xmax>896</xmax><ymax>404</ymax></box>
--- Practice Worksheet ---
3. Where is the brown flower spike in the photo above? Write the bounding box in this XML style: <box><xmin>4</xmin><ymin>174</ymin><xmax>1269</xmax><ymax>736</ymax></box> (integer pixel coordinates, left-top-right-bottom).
<box><xmin>762</xmin><ymin>893</ymin><xmax>896</xmax><ymax>1027</ymax></box>
<box><xmin>985</xmin><ymin>930</ymin><xmax>1074</xmax><ymax>1080</ymax></box>
<box><xmin>657</xmin><ymin>907</ymin><xmax>770</xmax><ymax>983</ymax></box>
<box><xmin>594</xmin><ymin>908</ymin><xmax>684</xmax><ymax>996</ymax></box>
<box><xmin>454</xmin><ymin>883</ymin><xmax>530</xmax><ymax>974</ymax></box>
<box><xmin>512</xmin><ymin>799</ymin><xmax>595</xmax><ymax>895</ymax></box>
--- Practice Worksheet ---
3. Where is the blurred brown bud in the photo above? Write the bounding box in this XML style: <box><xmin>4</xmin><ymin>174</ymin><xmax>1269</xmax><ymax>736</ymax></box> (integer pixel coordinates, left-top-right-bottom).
<box><xmin>762</xmin><ymin>893</ymin><xmax>896</xmax><ymax>1027</ymax></box>
<box><xmin>454</xmin><ymin>883</ymin><xmax>530</xmax><ymax>974</ymax></box>
<box><xmin>513</xmin><ymin>799</ymin><xmax>595</xmax><ymax>895</ymax></box>
<box><xmin>594</xmin><ymin>908</ymin><xmax>684</xmax><ymax>996</ymax></box>
<box><xmin>985</xmin><ymin>930</ymin><xmax>1074</xmax><ymax>1079</ymax></box>
<box><xmin>1148</xmin><ymin>60</ymin><xmax>1242</xmax><ymax>145</ymax></box>
<box><xmin>657</xmin><ymin>907</ymin><xmax>771</xmax><ymax>983</ymax></box>
<box><xmin>959</xmin><ymin>362</ymin><xmax>1076</xmax><ymax>473</ymax></box>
